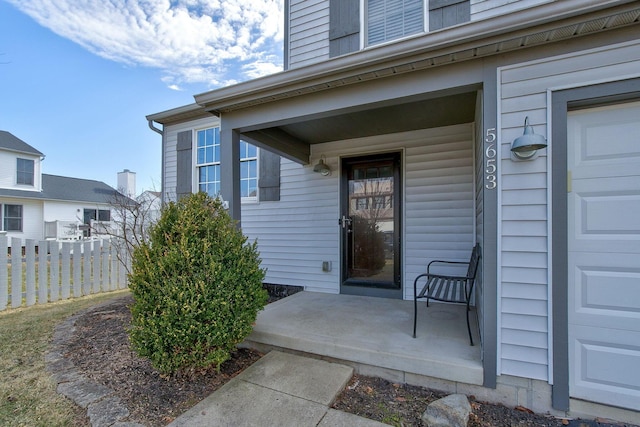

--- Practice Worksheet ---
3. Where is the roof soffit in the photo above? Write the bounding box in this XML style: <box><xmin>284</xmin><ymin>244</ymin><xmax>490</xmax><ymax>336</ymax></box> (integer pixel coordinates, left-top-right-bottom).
<box><xmin>195</xmin><ymin>0</ymin><xmax>640</xmax><ymax>114</ymax></box>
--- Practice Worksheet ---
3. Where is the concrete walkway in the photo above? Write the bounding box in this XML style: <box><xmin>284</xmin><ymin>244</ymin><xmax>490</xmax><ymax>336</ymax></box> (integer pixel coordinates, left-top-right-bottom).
<box><xmin>168</xmin><ymin>351</ymin><xmax>388</xmax><ymax>427</ymax></box>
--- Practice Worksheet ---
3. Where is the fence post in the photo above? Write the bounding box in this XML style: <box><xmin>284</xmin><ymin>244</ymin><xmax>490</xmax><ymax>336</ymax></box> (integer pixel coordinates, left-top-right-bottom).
<box><xmin>50</xmin><ymin>242</ymin><xmax>60</xmax><ymax>302</ymax></box>
<box><xmin>38</xmin><ymin>241</ymin><xmax>48</xmax><ymax>304</ymax></box>
<box><xmin>0</xmin><ymin>235</ymin><xmax>7</xmax><ymax>310</ymax></box>
<box><xmin>61</xmin><ymin>242</ymin><xmax>71</xmax><ymax>299</ymax></box>
<box><xmin>92</xmin><ymin>240</ymin><xmax>101</xmax><ymax>293</ymax></box>
<box><xmin>25</xmin><ymin>239</ymin><xmax>36</xmax><ymax>306</ymax></box>
<box><xmin>101</xmin><ymin>241</ymin><xmax>109</xmax><ymax>292</ymax></box>
<box><xmin>110</xmin><ymin>244</ymin><xmax>118</xmax><ymax>291</ymax></box>
<box><xmin>11</xmin><ymin>237</ymin><xmax>22</xmax><ymax>308</ymax></box>
<box><xmin>83</xmin><ymin>241</ymin><xmax>92</xmax><ymax>295</ymax></box>
<box><xmin>119</xmin><ymin>250</ymin><xmax>128</xmax><ymax>289</ymax></box>
<box><xmin>73</xmin><ymin>241</ymin><xmax>81</xmax><ymax>297</ymax></box>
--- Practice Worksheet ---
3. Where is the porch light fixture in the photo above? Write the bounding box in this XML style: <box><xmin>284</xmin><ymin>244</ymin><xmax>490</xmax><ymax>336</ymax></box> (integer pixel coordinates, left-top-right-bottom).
<box><xmin>313</xmin><ymin>155</ymin><xmax>331</xmax><ymax>176</ymax></box>
<box><xmin>511</xmin><ymin>116</ymin><xmax>547</xmax><ymax>160</ymax></box>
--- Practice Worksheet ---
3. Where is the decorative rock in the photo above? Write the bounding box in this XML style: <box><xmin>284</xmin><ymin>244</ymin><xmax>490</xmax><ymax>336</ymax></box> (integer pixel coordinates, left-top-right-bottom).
<box><xmin>87</xmin><ymin>396</ymin><xmax>130</xmax><ymax>427</ymax></box>
<box><xmin>422</xmin><ymin>394</ymin><xmax>471</xmax><ymax>427</ymax></box>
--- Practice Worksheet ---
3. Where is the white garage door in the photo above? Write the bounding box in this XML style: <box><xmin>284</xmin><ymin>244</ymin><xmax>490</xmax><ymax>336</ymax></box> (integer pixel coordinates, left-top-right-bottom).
<box><xmin>567</xmin><ymin>100</ymin><xmax>640</xmax><ymax>410</ymax></box>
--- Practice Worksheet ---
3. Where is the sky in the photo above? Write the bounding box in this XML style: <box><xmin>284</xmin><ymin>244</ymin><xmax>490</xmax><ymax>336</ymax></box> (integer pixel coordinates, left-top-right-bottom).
<box><xmin>0</xmin><ymin>0</ymin><xmax>284</xmax><ymax>194</ymax></box>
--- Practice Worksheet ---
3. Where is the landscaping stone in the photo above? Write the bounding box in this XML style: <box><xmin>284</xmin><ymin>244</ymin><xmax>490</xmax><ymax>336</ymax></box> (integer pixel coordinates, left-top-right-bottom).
<box><xmin>422</xmin><ymin>393</ymin><xmax>471</xmax><ymax>427</ymax></box>
<box><xmin>87</xmin><ymin>396</ymin><xmax>130</xmax><ymax>427</ymax></box>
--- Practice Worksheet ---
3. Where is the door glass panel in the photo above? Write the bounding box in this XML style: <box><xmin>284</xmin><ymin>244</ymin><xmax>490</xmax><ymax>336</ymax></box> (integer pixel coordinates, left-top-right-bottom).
<box><xmin>345</xmin><ymin>159</ymin><xmax>397</xmax><ymax>286</ymax></box>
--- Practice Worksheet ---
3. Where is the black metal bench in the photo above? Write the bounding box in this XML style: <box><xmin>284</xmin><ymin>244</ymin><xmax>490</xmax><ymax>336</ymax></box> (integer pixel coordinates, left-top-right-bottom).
<box><xmin>413</xmin><ymin>244</ymin><xmax>481</xmax><ymax>345</ymax></box>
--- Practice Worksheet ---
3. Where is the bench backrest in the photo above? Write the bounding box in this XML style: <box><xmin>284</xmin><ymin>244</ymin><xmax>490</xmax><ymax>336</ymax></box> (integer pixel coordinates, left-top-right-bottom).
<box><xmin>466</xmin><ymin>244</ymin><xmax>481</xmax><ymax>280</ymax></box>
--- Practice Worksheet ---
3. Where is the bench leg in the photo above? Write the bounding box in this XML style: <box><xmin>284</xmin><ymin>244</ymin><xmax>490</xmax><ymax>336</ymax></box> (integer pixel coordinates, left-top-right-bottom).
<box><xmin>413</xmin><ymin>297</ymin><xmax>417</xmax><ymax>338</ymax></box>
<box><xmin>466</xmin><ymin>302</ymin><xmax>474</xmax><ymax>346</ymax></box>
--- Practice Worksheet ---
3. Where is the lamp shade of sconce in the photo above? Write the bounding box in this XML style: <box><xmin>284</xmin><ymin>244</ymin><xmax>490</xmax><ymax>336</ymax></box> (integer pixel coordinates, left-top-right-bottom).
<box><xmin>511</xmin><ymin>116</ymin><xmax>547</xmax><ymax>160</ymax></box>
<box><xmin>313</xmin><ymin>156</ymin><xmax>331</xmax><ymax>176</ymax></box>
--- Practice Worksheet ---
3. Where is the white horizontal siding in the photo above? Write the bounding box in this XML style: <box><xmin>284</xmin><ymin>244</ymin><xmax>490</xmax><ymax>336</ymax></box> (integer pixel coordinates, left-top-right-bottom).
<box><xmin>163</xmin><ymin>117</ymin><xmax>220</xmax><ymax>202</ymax></box>
<box><xmin>242</xmin><ymin>124</ymin><xmax>474</xmax><ymax>296</ymax></box>
<box><xmin>0</xmin><ymin>198</ymin><xmax>43</xmax><ymax>243</ymax></box>
<box><xmin>288</xmin><ymin>0</ymin><xmax>330</xmax><ymax>69</ymax></box>
<box><xmin>42</xmin><ymin>201</ymin><xmax>110</xmax><ymax>223</ymax></box>
<box><xmin>0</xmin><ymin>151</ymin><xmax>42</xmax><ymax>191</ymax></box>
<box><xmin>497</xmin><ymin>39</ymin><xmax>640</xmax><ymax>381</ymax></box>
<box><xmin>470</xmin><ymin>0</ymin><xmax>552</xmax><ymax>21</ymax></box>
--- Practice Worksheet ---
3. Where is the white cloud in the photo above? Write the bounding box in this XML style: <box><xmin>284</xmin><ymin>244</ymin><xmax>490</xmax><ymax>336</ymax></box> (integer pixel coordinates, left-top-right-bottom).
<box><xmin>7</xmin><ymin>0</ymin><xmax>284</xmax><ymax>88</ymax></box>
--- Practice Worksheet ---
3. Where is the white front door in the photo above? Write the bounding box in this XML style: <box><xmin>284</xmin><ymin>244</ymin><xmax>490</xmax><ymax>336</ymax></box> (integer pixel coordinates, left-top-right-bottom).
<box><xmin>567</xmin><ymin>100</ymin><xmax>640</xmax><ymax>410</ymax></box>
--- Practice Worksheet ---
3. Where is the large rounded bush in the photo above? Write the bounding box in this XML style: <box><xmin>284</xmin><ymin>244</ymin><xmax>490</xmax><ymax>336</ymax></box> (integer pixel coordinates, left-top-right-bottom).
<box><xmin>128</xmin><ymin>192</ymin><xmax>267</xmax><ymax>374</ymax></box>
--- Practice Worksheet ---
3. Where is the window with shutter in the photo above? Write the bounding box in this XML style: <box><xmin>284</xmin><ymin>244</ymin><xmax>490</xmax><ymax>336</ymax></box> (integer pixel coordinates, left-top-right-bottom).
<box><xmin>194</xmin><ymin>127</ymin><xmax>263</xmax><ymax>201</ymax></box>
<box><xmin>366</xmin><ymin>0</ymin><xmax>425</xmax><ymax>46</ymax></box>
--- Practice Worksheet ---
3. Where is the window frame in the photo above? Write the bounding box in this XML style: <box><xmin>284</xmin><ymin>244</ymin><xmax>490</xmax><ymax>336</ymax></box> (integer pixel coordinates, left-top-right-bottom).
<box><xmin>195</xmin><ymin>127</ymin><xmax>222</xmax><ymax>198</ymax></box>
<box><xmin>2</xmin><ymin>204</ymin><xmax>23</xmax><ymax>232</ymax></box>
<box><xmin>16</xmin><ymin>158</ymin><xmax>35</xmax><ymax>186</ymax></box>
<box><xmin>194</xmin><ymin>127</ymin><xmax>260</xmax><ymax>202</ymax></box>
<box><xmin>239</xmin><ymin>140</ymin><xmax>259</xmax><ymax>202</ymax></box>
<box><xmin>363</xmin><ymin>0</ymin><xmax>427</xmax><ymax>48</ymax></box>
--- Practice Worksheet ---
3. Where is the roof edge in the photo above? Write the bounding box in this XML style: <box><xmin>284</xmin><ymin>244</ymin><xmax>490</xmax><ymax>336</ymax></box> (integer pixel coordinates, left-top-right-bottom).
<box><xmin>193</xmin><ymin>0</ymin><xmax>634</xmax><ymax>112</ymax></box>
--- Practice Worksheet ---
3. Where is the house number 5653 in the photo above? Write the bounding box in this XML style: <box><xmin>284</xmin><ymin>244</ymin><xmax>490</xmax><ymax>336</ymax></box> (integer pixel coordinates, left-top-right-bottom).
<box><xmin>485</xmin><ymin>128</ymin><xmax>497</xmax><ymax>189</ymax></box>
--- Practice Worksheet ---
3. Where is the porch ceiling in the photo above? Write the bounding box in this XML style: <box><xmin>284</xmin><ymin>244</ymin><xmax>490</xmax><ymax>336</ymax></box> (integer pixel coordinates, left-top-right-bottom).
<box><xmin>241</xmin><ymin>91</ymin><xmax>477</xmax><ymax>163</ymax></box>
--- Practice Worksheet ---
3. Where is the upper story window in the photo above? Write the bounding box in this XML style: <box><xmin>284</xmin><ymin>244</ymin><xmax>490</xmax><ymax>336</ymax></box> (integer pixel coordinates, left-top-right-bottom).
<box><xmin>366</xmin><ymin>0</ymin><xmax>425</xmax><ymax>46</ymax></box>
<box><xmin>16</xmin><ymin>158</ymin><xmax>34</xmax><ymax>186</ymax></box>
<box><xmin>2</xmin><ymin>204</ymin><xmax>23</xmax><ymax>232</ymax></box>
<box><xmin>196</xmin><ymin>127</ymin><xmax>258</xmax><ymax>200</ymax></box>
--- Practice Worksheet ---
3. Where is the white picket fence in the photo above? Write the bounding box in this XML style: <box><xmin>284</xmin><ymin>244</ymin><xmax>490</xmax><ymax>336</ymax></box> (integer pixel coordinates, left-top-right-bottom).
<box><xmin>0</xmin><ymin>235</ymin><xmax>129</xmax><ymax>311</ymax></box>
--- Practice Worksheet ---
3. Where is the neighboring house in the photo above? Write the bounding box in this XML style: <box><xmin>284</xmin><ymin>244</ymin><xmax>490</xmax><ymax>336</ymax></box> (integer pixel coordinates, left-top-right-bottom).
<box><xmin>147</xmin><ymin>0</ymin><xmax>640</xmax><ymax>419</ymax></box>
<box><xmin>0</xmin><ymin>131</ymin><xmax>120</xmax><ymax>243</ymax></box>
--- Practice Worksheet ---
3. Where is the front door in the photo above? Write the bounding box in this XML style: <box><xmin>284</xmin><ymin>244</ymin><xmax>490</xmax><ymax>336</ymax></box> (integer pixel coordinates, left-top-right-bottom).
<box><xmin>567</xmin><ymin>100</ymin><xmax>640</xmax><ymax>410</ymax></box>
<box><xmin>340</xmin><ymin>153</ymin><xmax>401</xmax><ymax>298</ymax></box>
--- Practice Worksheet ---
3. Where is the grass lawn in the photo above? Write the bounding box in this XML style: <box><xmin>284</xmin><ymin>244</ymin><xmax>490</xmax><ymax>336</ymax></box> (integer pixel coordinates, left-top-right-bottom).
<box><xmin>0</xmin><ymin>289</ymin><xmax>130</xmax><ymax>427</ymax></box>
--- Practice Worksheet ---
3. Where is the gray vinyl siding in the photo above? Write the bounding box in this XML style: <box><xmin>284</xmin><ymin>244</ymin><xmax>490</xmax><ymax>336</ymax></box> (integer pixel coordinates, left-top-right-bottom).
<box><xmin>288</xmin><ymin>0</ymin><xmax>330</xmax><ymax>69</ymax></box>
<box><xmin>497</xmin><ymin>40</ymin><xmax>640</xmax><ymax>381</ymax></box>
<box><xmin>470</xmin><ymin>0</ymin><xmax>552</xmax><ymax>21</ymax></box>
<box><xmin>403</xmin><ymin>124</ymin><xmax>475</xmax><ymax>300</ymax></box>
<box><xmin>162</xmin><ymin>117</ymin><xmax>221</xmax><ymax>202</ymax></box>
<box><xmin>242</xmin><ymin>124</ymin><xmax>475</xmax><ymax>297</ymax></box>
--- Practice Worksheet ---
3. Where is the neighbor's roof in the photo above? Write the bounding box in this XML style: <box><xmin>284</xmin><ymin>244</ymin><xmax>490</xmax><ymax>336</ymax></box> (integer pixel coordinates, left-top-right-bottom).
<box><xmin>0</xmin><ymin>131</ymin><xmax>44</xmax><ymax>156</ymax></box>
<box><xmin>0</xmin><ymin>174</ymin><xmax>118</xmax><ymax>204</ymax></box>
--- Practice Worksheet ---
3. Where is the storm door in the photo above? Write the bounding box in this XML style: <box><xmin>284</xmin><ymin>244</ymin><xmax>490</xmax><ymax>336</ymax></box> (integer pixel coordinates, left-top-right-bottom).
<box><xmin>340</xmin><ymin>153</ymin><xmax>402</xmax><ymax>298</ymax></box>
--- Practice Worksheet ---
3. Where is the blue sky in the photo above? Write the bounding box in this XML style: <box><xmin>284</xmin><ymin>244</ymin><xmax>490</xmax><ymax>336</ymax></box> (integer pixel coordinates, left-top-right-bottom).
<box><xmin>0</xmin><ymin>0</ymin><xmax>283</xmax><ymax>194</ymax></box>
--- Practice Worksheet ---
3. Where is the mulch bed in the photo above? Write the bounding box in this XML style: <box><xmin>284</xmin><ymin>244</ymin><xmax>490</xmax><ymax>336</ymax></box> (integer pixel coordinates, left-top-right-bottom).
<box><xmin>65</xmin><ymin>294</ymin><xmax>261</xmax><ymax>426</ymax></box>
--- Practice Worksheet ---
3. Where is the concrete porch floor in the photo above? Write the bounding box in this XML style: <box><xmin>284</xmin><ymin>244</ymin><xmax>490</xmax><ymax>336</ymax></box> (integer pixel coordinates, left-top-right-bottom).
<box><xmin>242</xmin><ymin>291</ymin><xmax>482</xmax><ymax>386</ymax></box>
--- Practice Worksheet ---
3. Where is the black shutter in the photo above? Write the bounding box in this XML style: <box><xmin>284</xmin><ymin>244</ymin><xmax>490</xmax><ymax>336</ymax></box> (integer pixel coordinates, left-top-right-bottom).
<box><xmin>329</xmin><ymin>0</ymin><xmax>360</xmax><ymax>57</ymax></box>
<box><xmin>259</xmin><ymin>149</ymin><xmax>280</xmax><ymax>202</ymax></box>
<box><xmin>429</xmin><ymin>0</ymin><xmax>470</xmax><ymax>31</ymax></box>
<box><xmin>176</xmin><ymin>130</ymin><xmax>193</xmax><ymax>200</ymax></box>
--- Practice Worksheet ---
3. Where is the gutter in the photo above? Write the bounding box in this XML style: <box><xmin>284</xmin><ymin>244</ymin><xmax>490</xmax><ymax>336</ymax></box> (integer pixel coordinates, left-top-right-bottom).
<box><xmin>147</xmin><ymin>120</ymin><xmax>166</xmax><ymax>206</ymax></box>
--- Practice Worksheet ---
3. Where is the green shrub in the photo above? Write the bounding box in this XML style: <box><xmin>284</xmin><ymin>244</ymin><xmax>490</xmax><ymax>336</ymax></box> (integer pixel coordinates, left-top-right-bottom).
<box><xmin>127</xmin><ymin>192</ymin><xmax>267</xmax><ymax>374</ymax></box>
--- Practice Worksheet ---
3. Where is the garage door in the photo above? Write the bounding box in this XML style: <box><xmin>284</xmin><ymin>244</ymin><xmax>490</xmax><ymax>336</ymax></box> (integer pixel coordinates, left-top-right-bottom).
<box><xmin>567</xmin><ymin>100</ymin><xmax>640</xmax><ymax>410</ymax></box>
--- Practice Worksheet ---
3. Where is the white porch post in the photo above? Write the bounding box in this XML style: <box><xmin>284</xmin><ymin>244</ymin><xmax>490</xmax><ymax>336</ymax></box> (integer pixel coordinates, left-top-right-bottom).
<box><xmin>220</xmin><ymin>127</ymin><xmax>241</xmax><ymax>225</ymax></box>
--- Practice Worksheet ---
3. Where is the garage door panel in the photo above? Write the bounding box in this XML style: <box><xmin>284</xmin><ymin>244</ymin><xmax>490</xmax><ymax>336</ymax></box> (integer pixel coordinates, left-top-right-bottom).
<box><xmin>569</xmin><ymin>255</ymin><xmax>640</xmax><ymax>331</ymax></box>
<box><xmin>569</xmin><ymin>101</ymin><xmax>640</xmax><ymax>171</ymax></box>
<box><xmin>570</xmin><ymin>325</ymin><xmax>640</xmax><ymax>410</ymax></box>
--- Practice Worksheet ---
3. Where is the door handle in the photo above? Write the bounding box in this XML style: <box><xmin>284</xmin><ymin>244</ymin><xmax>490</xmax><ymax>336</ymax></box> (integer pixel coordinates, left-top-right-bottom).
<box><xmin>339</xmin><ymin>215</ymin><xmax>352</xmax><ymax>229</ymax></box>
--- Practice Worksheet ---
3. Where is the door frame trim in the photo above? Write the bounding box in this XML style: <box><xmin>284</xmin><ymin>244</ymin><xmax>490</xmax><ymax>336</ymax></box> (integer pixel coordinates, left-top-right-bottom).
<box><xmin>550</xmin><ymin>77</ymin><xmax>640</xmax><ymax>411</ymax></box>
<box><xmin>340</xmin><ymin>151</ymin><xmax>403</xmax><ymax>298</ymax></box>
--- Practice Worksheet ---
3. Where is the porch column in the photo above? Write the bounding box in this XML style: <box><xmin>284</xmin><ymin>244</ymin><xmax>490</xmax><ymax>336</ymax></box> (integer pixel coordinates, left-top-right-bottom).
<box><xmin>220</xmin><ymin>126</ymin><xmax>241</xmax><ymax>226</ymax></box>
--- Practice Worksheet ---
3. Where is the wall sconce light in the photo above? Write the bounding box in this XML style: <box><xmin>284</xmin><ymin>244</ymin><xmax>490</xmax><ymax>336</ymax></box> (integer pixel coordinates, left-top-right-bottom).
<box><xmin>511</xmin><ymin>116</ymin><xmax>547</xmax><ymax>160</ymax></box>
<box><xmin>313</xmin><ymin>155</ymin><xmax>331</xmax><ymax>176</ymax></box>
